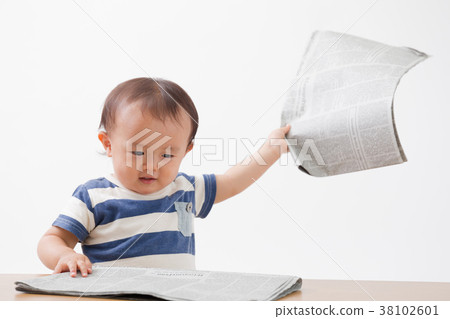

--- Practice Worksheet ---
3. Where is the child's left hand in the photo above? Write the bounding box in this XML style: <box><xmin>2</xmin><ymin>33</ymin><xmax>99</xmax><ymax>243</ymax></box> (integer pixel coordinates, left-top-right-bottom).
<box><xmin>265</xmin><ymin>124</ymin><xmax>291</xmax><ymax>156</ymax></box>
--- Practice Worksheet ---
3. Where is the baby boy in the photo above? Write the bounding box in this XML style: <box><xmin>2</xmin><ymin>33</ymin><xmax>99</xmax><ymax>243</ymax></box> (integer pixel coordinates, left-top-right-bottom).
<box><xmin>37</xmin><ymin>77</ymin><xmax>290</xmax><ymax>277</ymax></box>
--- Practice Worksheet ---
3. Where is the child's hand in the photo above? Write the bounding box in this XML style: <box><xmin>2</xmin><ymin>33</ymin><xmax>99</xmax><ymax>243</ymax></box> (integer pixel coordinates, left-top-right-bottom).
<box><xmin>265</xmin><ymin>124</ymin><xmax>291</xmax><ymax>155</ymax></box>
<box><xmin>53</xmin><ymin>251</ymin><xmax>93</xmax><ymax>278</ymax></box>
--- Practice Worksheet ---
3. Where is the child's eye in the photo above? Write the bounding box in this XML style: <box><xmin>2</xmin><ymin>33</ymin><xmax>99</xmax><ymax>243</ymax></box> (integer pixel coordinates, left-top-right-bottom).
<box><xmin>162</xmin><ymin>154</ymin><xmax>174</xmax><ymax>158</ymax></box>
<box><xmin>132</xmin><ymin>151</ymin><xmax>145</xmax><ymax>156</ymax></box>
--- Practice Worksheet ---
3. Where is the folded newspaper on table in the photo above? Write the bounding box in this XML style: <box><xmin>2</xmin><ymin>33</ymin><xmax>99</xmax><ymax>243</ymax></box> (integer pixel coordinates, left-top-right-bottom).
<box><xmin>281</xmin><ymin>30</ymin><xmax>428</xmax><ymax>177</ymax></box>
<box><xmin>15</xmin><ymin>266</ymin><xmax>302</xmax><ymax>301</ymax></box>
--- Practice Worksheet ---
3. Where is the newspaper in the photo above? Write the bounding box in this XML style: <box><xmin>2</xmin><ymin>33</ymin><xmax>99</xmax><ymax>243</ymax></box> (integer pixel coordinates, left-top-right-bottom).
<box><xmin>281</xmin><ymin>31</ymin><xmax>428</xmax><ymax>177</ymax></box>
<box><xmin>15</xmin><ymin>266</ymin><xmax>302</xmax><ymax>301</ymax></box>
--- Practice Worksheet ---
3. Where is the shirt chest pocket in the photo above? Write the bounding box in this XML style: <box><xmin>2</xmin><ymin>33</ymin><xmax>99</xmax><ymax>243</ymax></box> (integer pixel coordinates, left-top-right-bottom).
<box><xmin>174</xmin><ymin>201</ymin><xmax>193</xmax><ymax>237</ymax></box>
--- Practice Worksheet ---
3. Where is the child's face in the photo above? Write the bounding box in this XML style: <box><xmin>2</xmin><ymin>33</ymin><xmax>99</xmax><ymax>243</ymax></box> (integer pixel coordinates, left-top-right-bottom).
<box><xmin>99</xmin><ymin>102</ymin><xmax>193</xmax><ymax>195</ymax></box>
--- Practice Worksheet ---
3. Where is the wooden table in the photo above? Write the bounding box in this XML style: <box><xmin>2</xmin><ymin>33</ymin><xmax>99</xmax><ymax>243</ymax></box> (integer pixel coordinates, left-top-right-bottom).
<box><xmin>4</xmin><ymin>274</ymin><xmax>450</xmax><ymax>301</ymax></box>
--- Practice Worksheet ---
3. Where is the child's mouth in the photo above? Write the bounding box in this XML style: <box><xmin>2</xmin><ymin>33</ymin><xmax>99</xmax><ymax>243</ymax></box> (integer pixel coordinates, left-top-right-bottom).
<box><xmin>139</xmin><ymin>177</ymin><xmax>156</xmax><ymax>184</ymax></box>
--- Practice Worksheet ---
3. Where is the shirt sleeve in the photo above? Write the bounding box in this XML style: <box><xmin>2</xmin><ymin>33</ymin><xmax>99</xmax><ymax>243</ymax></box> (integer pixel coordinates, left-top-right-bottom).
<box><xmin>52</xmin><ymin>184</ymin><xmax>96</xmax><ymax>242</ymax></box>
<box><xmin>193</xmin><ymin>174</ymin><xmax>217</xmax><ymax>219</ymax></box>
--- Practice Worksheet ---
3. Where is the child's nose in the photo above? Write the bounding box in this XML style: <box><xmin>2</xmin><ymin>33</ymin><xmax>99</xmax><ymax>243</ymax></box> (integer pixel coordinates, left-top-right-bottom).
<box><xmin>143</xmin><ymin>156</ymin><xmax>159</xmax><ymax>175</ymax></box>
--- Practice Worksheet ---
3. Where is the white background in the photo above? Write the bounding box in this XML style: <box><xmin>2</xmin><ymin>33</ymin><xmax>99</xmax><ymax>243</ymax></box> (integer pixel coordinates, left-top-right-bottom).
<box><xmin>0</xmin><ymin>0</ymin><xmax>449</xmax><ymax>283</ymax></box>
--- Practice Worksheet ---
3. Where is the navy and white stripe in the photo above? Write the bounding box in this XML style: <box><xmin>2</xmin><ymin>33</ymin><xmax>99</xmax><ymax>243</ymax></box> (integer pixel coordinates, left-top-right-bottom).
<box><xmin>52</xmin><ymin>172</ymin><xmax>216</xmax><ymax>269</ymax></box>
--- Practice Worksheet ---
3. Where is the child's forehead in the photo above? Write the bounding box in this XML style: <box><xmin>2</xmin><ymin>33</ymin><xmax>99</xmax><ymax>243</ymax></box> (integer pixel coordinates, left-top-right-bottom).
<box><xmin>113</xmin><ymin>103</ymin><xmax>191</xmax><ymax>141</ymax></box>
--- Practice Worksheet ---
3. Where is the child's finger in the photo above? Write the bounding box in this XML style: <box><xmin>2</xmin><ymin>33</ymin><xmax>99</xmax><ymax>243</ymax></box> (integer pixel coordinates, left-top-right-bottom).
<box><xmin>282</xmin><ymin>124</ymin><xmax>291</xmax><ymax>134</ymax></box>
<box><xmin>87</xmin><ymin>264</ymin><xmax>93</xmax><ymax>274</ymax></box>
<box><xmin>85</xmin><ymin>258</ymin><xmax>93</xmax><ymax>273</ymax></box>
<box><xmin>53</xmin><ymin>263</ymin><xmax>62</xmax><ymax>274</ymax></box>
<box><xmin>67</xmin><ymin>260</ymin><xmax>77</xmax><ymax>277</ymax></box>
<box><xmin>77</xmin><ymin>260</ymin><xmax>88</xmax><ymax>277</ymax></box>
<box><xmin>84</xmin><ymin>256</ymin><xmax>92</xmax><ymax>266</ymax></box>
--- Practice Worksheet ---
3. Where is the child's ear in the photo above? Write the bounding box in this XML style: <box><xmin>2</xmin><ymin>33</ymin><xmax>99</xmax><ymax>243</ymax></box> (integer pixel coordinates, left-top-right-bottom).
<box><xmin>185</xmin><ymin>141</ymin><xmax>194</xmax><ymax>154</ymax></box>
<box><xmin>98</xmin><ymin>131</ymin><xmax>112</xmax><ymax>157</ymax></box>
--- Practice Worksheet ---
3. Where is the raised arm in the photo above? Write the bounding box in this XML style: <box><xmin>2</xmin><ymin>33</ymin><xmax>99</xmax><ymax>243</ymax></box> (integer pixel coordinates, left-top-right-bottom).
<box><xmin>214</xmin><ymin>124</ymin><xmax>291</xmax><ymax>204</ymax></box>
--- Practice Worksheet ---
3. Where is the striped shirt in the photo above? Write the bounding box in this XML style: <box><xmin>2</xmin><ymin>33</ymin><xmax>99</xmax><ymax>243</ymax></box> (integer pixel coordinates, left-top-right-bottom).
<box><xmin>52</xmin><ymin>172</ymin><xmax>217</xmax><ymax>270</ymax></box>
